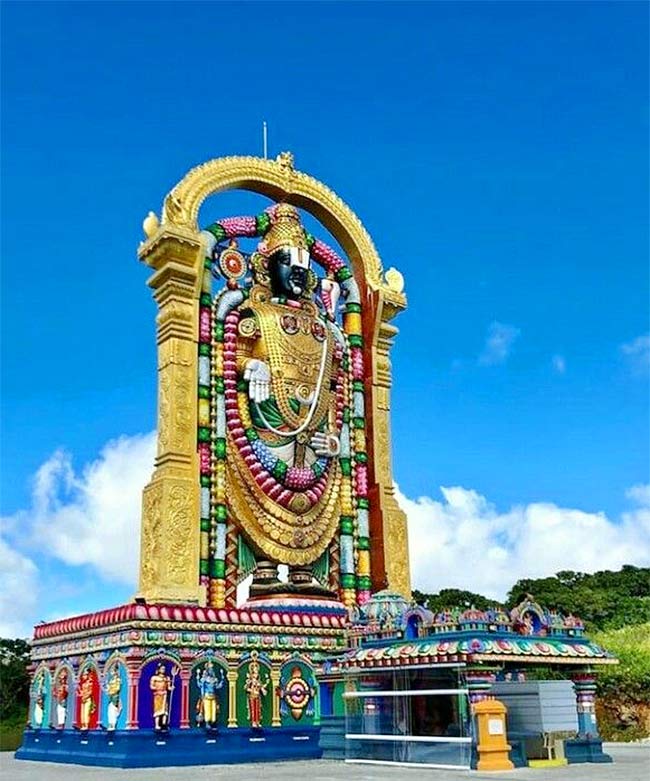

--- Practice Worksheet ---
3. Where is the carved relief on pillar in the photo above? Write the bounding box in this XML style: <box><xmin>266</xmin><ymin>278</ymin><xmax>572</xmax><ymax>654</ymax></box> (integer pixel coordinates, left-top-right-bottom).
<box><xmin>157</xmin><ymin>339</ymin><xmax>195</xmax><ymax>462</ymax></box>
<box><xmin>138</xmin><ymin>475</ymin><xmax>200</xmax><ymax>603</ymax></box>
<box><xmin>383</xmin><ymin>501</ymin><xmax>411</xmax><ymax>597</ymax></box>
<box><xmin>138</xmin><ymin>481</ymin><xmax>163</xmax><ymax>598</ymax></box>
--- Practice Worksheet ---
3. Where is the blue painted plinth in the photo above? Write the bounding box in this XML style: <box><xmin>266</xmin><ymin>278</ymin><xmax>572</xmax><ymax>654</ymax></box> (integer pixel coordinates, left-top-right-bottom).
<box><xmin>15</xmin><ymin>726</ymin><xmax>322</xmax><ymax>768</ymax></box>
<box><xmin>565</xmin><ymin>737</ymin><xmax>613</xmax><ymax>764</ymax></box>
<box><xmin>318</xmin><ymin>716</ymin><xmax>345</xmax><ymax>759</ymax></box>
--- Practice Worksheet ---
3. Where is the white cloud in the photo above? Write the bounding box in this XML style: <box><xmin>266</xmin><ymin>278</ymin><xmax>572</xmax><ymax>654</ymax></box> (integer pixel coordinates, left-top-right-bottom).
<box><xmin>2</xmin><ymin>427</ymin><xmax>648</xmax><ymax>637</ymax></box>
<box><xmin>4</xmin><ymin>432</ymin><xmax>156</xmax><ymax>587</ymax></box>
<box><xmin>0</xmin><ymin>536</ymin><xmax>38</xmax><ymax>638</ymax></box>
<box><xmin>552</xmin><ymin>354</ymin><xmax>566</xmax><ymax>374</ymax></box>
<box><xmin>399</xmin><ymin>484</ymin><xmax>650</xmax><ymax>601</ymax></box>
<box><xmin>621</xmin><ymin>333</ymin><xmax>650</xmax><ymax>374</ymax></box>
<box><xmin>479</xmin><ymin>321</ymin><xmax>520</xmax><ymax>366</ymax></box>
<box><xmin>626</xmin><ymin>483</ymin><xmax>650</xmax><ymax>507</ymax></box>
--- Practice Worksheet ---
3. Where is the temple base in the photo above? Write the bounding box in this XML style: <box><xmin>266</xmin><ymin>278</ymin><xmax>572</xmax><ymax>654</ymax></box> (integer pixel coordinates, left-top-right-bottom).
<box><xmin>565</xmin><ymin>738</ymin><xmax>613</xmax><ymax>764</ymax></box>
<box><xmin>16</xmin><ymin>726</ymin><xmax>322</xmax><ymax>768</ymax></box>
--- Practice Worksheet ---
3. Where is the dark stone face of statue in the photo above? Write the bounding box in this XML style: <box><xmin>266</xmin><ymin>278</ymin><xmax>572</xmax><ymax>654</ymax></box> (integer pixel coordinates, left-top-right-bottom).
<box><xmin>268</xmin><ymin>248</ymin><xmax>309</xmax><ymax>300</ymax></box>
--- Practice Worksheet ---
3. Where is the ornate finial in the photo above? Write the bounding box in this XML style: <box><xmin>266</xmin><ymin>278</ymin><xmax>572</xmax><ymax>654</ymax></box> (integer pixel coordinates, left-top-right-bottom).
<box><xmin>142</xmin><ymin>211</ymin><xmax>159</xmax><ymax>238</ymax></box>
<box><xmin>385</xmin><ymin>267</ymin><xmax>404</xmax><ymax>293</ymax></box>
<box><xmin>276</xmin><ymin>151</ymin><xmax>295</xmax><ymax>171</ymax></box>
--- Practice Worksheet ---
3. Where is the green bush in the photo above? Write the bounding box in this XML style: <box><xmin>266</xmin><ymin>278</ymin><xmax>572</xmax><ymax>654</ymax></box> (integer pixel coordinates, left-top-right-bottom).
<box><xmin>592</xmin><ymin>623</ymin><xmax>650</xmax><ymax>700</ymax></box>
<box><xmin>0</xmin><ymin>713</ymin><xmax>27</xmax><ymax>752</ymax></box>
<box><xmin>592</xmin><ymin>623</ymin><xmax>650</xmax><ymax>741</ymax></box>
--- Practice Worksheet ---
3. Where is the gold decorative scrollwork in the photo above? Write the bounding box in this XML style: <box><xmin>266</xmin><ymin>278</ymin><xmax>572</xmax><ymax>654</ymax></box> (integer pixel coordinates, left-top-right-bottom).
<box><xmin>166</xmin><ymin>484</ymin><xmax>193</xmax><ymax>585</ymax></box>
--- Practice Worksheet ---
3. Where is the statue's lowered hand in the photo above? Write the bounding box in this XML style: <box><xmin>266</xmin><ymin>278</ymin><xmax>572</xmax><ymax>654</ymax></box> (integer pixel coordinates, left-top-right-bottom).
<box><xmin>310</xmin><ymin>431</ymin><xmax>340</xmax><ymax>457</ymax></box>
<box><xmin>244</xmin><ymin>359</ymin><xmax>271</xmax><ymax>403</ymax></box>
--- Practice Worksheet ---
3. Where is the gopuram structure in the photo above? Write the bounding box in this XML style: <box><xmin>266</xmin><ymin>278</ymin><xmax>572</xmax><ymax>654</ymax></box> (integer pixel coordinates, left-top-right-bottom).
<box><xmin>17</xmin><ymin>154</ymin><xmax>615</xmax><ymax>770</ymax></box>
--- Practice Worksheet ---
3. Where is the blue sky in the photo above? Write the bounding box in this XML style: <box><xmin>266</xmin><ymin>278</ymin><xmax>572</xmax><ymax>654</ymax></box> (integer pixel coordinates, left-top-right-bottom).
<box><xmin>1</xmin><ymin>2</ymin><xmax>648</xmax><ymax>634</ymax></box>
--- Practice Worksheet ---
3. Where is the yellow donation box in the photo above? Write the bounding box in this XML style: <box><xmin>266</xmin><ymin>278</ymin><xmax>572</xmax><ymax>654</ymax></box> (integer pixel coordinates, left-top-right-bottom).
<box><xmin>474</xmin><ymin>698</ymin><xmax>514</xmax><ymax>772</ymax></box>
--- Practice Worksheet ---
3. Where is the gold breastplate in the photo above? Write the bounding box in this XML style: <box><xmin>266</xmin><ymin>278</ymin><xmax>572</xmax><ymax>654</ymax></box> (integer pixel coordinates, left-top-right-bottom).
<box><xmin>250</xmin><ymin>289</ymin><xmax>334</xmax><ymax>432</ymax></box>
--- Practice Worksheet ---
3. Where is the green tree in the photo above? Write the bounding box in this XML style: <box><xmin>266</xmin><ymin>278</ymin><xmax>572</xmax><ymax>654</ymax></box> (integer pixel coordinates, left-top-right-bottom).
<box><xmin>413</xmin><ymin>588</ymin><xmax>503</xmax><ymax>613</ymax></box>
<box><xmin>505</xmin><ymin>567</ymin><xmax>650</xmax><ymax>631</ymax></box>
<box><xmin>0</xmin><ymin>638</ymin><xmax>31</xmax><ymax>722</ymax></box>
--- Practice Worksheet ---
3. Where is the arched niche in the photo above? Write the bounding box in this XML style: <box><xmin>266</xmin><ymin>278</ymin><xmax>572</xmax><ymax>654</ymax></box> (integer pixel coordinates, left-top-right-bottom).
<box><xmin>138</xmin><ymin>654</ymin><xmax>182</xmax><ymax>730</ymax></box>
<box><xmin>75</xmin><ymin>658</ymin><xmax>101</xmax><ymax>730</ymax></box>
<box><xmin>30</xmin><ymin>664</ymin><xmax>51</xmax><ymax>729</ymax></box>
<box><xmin>51</xmin><ymin>662</ymin><xmax>75</xmax><ymax>729</ymax></box>
<box><xmin>101</xmin><ymin>654</ymin><xmax>128</xmax><ymax>731</ymax></box>
<box><xmin>189</xmin><ymin>654</ymin><xmax>229</xmax><ymax>729</ymax></box>
<box><xmin>236</xmin><ymin>651</ymin><xmax>273</xmax><ymax>729</ymax></box>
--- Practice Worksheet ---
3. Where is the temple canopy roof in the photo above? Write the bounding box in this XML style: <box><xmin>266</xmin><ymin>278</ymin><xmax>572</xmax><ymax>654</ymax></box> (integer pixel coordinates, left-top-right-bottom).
<box><xmin>340</xmin><ymin>634</ymin><xmax>617</xmax><ymax>670</ymax></box>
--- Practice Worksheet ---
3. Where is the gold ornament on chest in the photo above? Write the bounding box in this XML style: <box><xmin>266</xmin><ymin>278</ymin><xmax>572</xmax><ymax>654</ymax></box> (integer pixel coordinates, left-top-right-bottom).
<box><xmin>247</xmin><ymin>298</ymin><xmax>334</xmax><ymax>430</ymax></box>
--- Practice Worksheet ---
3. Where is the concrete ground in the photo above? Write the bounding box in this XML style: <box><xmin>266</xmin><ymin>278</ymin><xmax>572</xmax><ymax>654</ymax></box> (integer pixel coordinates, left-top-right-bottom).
<box><xmin>2</xmin><ymin>744</ymin><xmax>648</xmax><ymax>780</ymax></box>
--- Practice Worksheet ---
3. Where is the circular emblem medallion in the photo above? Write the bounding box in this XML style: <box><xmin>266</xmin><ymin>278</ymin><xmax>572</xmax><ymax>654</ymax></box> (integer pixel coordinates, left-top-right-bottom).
<box><xmin>311</xmin><ymin>321</ymin><xmax>326</xmax><ymax>341</ymax></box>
<box><xmin>280</xmin><ymin>314</ymin><xmax>299</xmax><ymax>334</ymax></box>
<box><xmin>218</xmin><ymin>246</ymin><xmax>246</xmax><ymax>280</ymax></box>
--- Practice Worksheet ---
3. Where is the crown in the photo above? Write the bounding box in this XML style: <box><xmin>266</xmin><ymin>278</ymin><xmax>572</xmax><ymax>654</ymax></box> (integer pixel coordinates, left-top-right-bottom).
<box><xmin>262</xmin><ymin>203</ymin><xmax>308</xmax><ymax>254</ymax></box>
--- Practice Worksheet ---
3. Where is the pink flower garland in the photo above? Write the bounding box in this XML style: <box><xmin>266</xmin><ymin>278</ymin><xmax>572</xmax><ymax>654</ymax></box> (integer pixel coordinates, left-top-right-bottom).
<box><xmin>219</xmin><ymin>216</ymin><xmax>257</xmax><ymax>238</ymax></box>
<box><xmin>311</xmin><ymin>239</ymin><xmax>346</xmax><ymax>274</ymax></box>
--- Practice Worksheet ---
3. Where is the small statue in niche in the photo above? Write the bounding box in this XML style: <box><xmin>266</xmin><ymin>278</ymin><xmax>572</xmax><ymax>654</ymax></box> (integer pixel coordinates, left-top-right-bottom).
<box><xmin>53</xmin><ymin>669</ymin><xmax>69</xmax><ymax>729</ymax></box>
<box><xmin>103</xmin><ymin>666</ymin><xmax>122</xmax><ymax>731</ymax></box>
<box><xmin>150</xmin><ymin>662</ymin><xmax>176</xmax><ymax>732</ymax></box>
<box><xmin>77</xmin><ymin>668</ymin><xmax>97</xmax><ymax>730</ymax></box>
<box><xmin>31</xmin><ymin>670</ymin><xmax>47</xmax><ymax>728</ymax></box>
<box><xmin>195</xmin><ymin>661</ymin><xmax>225</xmax><ymax>730</ymax></box>
<box><xmin>243</xmin><ymin>652</ymin><xmax>269</xmax><ymax>728</ymax></box>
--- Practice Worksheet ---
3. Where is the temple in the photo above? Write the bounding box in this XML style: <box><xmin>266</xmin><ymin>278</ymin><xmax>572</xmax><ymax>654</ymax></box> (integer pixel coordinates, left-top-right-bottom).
<box><xmin>17</xmin><ymin>154</ymin><xmax>615</xmax><ymax>770</ymax></box>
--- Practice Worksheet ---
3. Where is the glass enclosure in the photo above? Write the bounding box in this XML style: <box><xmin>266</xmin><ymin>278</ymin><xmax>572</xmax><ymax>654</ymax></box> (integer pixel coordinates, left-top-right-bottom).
<box><xmin>344</xmin><ymin>665</ymin><xmax>471</xmax><ymax>769</ymax></box>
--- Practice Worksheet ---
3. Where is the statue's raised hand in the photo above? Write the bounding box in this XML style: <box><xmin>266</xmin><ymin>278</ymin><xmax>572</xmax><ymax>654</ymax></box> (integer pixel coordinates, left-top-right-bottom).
<box><xmin>244</xmin><ymin>359</ymin><xmax>271</xmax><ymax>403</ymax></box>
<box><xmin>310</xmin><ymin>431</ymin><xmax>340</xmax><ymax>458</ymax></box>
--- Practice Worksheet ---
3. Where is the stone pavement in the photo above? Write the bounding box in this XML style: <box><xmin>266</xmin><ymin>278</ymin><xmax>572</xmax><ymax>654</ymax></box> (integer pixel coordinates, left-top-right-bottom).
<box><xmin>2</xmin><ymin>743</ymin><xmax>648</xmax><ymax>780</ymax></box>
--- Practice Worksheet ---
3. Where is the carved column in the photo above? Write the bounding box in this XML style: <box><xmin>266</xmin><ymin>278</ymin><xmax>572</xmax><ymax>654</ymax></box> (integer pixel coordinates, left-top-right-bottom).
<box><xmin>136</xmin><ymin>227</ymin><xmax>204</xmax><ymax>604</ymax></box>
<box><xmin>270</xmin><ymin>667</ymin><xmax>281</xmax><ymax>727</ymax></box>
<box><xmin>226</xmin><ymin>670</ymin><xmax>238</xmax><ymax>728</ymax></box>
<box><xmin>367</xmin><ymin>288</ymin><xmax>411</xmax><ymax>597</ymax></box>
<box><xmin>464</xmin><ymin>667</ymin><xmax>498</xmax><ymax>706</ymax></box>
<box><xmin>571</xmin><ymin>671</ymin><xmax>599</xmax><ymax>737</ymax></box>
<box><xmin>179</xmin><ymin>668</ymin><xmax>191</xmax><ymax>729</ymax></box>
<box><xmin>125</xmin><ymin>659</ymin><xmax>142</xmax><ymax>730</ymax></box>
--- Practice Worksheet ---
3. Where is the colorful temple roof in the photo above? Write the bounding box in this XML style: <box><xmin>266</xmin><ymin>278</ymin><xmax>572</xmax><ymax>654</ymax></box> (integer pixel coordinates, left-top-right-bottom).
<box><xmin>32</xmin><ymin>600</ymin><xmax>348</xmax><ymax>641</ymax></box>
<box><xmin>341</xmin><ymin>635</ymin><xmax>617</xmax><ymax>669</ymax></box>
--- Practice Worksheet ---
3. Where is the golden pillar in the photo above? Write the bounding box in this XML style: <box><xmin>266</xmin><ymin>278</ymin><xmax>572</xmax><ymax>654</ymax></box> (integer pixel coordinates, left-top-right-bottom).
<box><xmin>270</xmin><ymin>668</ymin><xmax>281</xmax><ymax>727</ymax></box>
<box><xmin>226</xmin><ymin>669</ymin><xmax>238</xmax><ymax>728</ymax></box>
<box><xmin>136</xmin><ymin>226</ymin><xmax>204</xmax><ymax>604</ymax></box>
<box><xmin>367</xmin><ymin>285</ymin><xmax>411</xmax><ymax>598</ymax></box>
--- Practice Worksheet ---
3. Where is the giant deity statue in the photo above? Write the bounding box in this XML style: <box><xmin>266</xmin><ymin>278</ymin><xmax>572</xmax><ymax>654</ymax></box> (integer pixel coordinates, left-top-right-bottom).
<box><xmin>136</xmin><ymin>154</ymin><xmax>410</xmax><ymax>609</ymax></box>
<box><xmin>212</xmin><ymin>204</ymin><xmax>353</xmax><ymax>597</ymax></box>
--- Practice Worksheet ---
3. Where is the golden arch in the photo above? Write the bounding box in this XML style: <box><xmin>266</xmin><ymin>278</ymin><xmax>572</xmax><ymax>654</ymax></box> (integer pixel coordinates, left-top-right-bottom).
<box><xmin>136</xmin><ymin>153</ymin><xmax>411</xmax><ymax>605</ymax></box>
<box><xmin>158</xmin><ymin>154</ymin><xmax>405</xmax><ymax>302</ymax></box>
